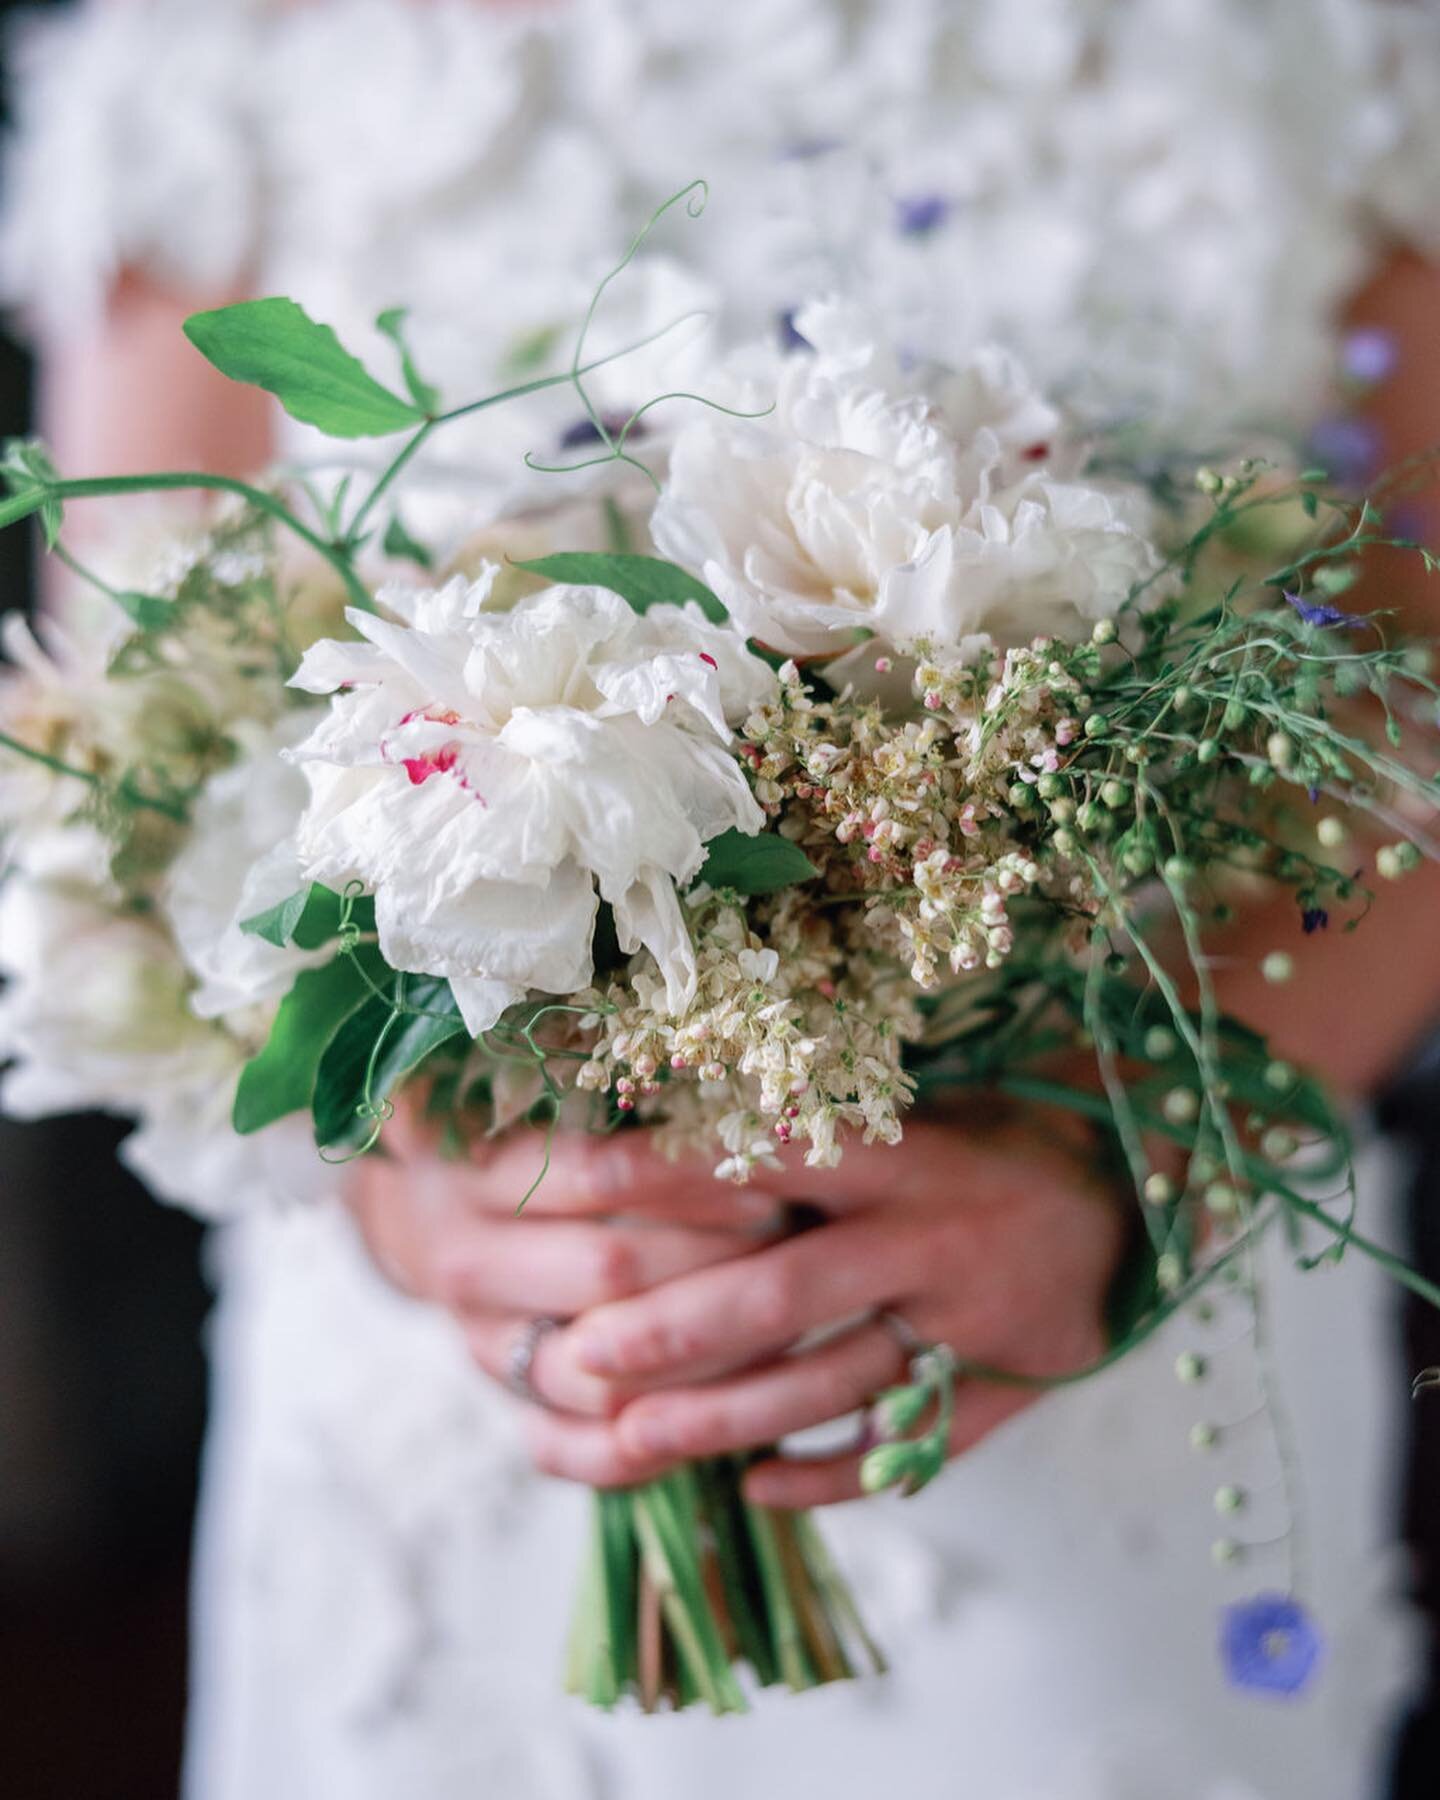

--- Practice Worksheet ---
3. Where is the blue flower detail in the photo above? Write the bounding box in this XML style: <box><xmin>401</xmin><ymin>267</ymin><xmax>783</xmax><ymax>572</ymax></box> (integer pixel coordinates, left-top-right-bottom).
<box><xmin>1341</xmin><ymin>328</ymin><xmax>1398</xmax><ymax>386</ymax></box>
<box><xmin>895</xmin><ymin>193</ymin><xmax>952</xmax><ymax>238</ymax></box>
<box><xmin>1284</xmin><ymin>590</ymin><xmax>1363</xmax><ymax>631</ymax></box>
<box><xmin>1220</xmin><ymin>1594</ymin><xmax>1323</xmax><ymax>1696</ymax></box>
<box><xmin>1302</xmin><ymin>907</ymin><xmax>1329</xmax><ymax>934</ymax></box>
<box><xmin>781</xmin><ymin>136</ymin><xmax>844</xmax><ymax>162</ymax></box>
<box><xmin>778</xmin><ymin>309</ymin><xmax>812</xmax><ymax>353</ymax></box>
<box><xmin>558</xmin><ymin>412</ymin><xmax>646</xmax><ymax>451</ymax></box>
<box><xmin>1307</xmin><ymin>415</ymin><xmax>1383</xmax><ymax>489</ymax></box>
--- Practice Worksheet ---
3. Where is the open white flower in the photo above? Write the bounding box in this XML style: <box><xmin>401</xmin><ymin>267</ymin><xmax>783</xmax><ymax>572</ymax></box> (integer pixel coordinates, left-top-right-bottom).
<box><xmin>163</xmin><ymin>712</ymin><xmax>328</xmax><ymax>1020</ymax></box>
<box><xmin>287</xmin><ymin>572</ymin><xmax>775</xmax><ymax>1036</ymax></box>
<box><xmin>651</xmin><ymin>298</ymin><xmax>1161</xmax><ymax>661</ymax></box>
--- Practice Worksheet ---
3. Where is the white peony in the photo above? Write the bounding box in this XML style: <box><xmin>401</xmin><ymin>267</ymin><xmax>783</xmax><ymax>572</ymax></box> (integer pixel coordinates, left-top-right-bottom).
<box><xmin>286</xmin><ymin>572</ymin><xmax>775</xmax><ymax>1036</ymax></box>
<box><xmin>651</xmin><ymin>300</ymin><xmax>1162</xmax><ymax>662</ymax></box>
<box><xmin>163</xmin><ymin>712</ymin><xmax>328</xmax><ymax>1020</ymax></box>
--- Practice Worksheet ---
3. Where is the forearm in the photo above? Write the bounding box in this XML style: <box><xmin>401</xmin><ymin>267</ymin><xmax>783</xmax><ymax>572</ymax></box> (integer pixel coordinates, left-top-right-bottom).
<box><xmin>1206</xmin><ymin>252</ymin><xmax>1440</xmax><ymax>1103</ymax></box>
<box><xmin>40</xmin><ymin>269</ymin><xmax>272</xmax><ymax>486</ymax></box>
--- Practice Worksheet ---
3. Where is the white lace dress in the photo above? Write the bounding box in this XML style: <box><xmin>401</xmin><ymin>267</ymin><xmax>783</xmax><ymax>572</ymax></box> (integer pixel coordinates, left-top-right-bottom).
<box><xmin>3</xmin><ymin>4</ymin><xmax>1438</xmax><ymax>1796</ymax></box>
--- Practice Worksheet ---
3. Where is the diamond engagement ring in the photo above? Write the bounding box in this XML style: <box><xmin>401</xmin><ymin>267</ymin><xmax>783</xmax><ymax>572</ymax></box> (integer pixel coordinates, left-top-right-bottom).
<box><xmin>506</xmin><ymin>1315</ymin><xmax>562</xmax><ymax>1404</ymax></box>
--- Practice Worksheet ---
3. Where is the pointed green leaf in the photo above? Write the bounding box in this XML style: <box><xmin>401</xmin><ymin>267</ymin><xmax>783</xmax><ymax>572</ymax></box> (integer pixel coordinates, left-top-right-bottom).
<box><xmin>375</xmin><ymin>307</ymin><xmax>441</xmax><ymax>416</ymax></box>
<box><xmin>512</xmin><ymin>552</ymin><xmax>727</xmax><ymax>625</ymax></box>
<box><xmin>113</xmin><ymin>591</ymin><xmax>175</xmax><ymax>632</ymax></box>
<box><xmin>382</xmin><ymin>512</ymin><xmax>434</xmax><ymax>569</ymax></box>
<box><xmin>2</xmin><ymin>438</ymin><xmax>63</xmax><ymax>547</ymax></box>
<box><xmin>240</xmin><ymin>882</ymin><xmax>376</xmax><ymax>950</ymax></box>
<box><xmin>313</xmin><ymin>976</ymin><xmax>465</xmax><ymax>1150</ymax></box>
<box><xmin>183</xmin><ymin>298</ymin><xmax>424</xmax><ymax>439</ymax></box>
<box><xmin>698</xmin><ymin>828</ymin><xmax>819</xmax><ymax>895</ymax></box>
<box><xmin>232</xmin><ymin>945</ymin><xmax>387</xmax><ymax>1134</ymax></box>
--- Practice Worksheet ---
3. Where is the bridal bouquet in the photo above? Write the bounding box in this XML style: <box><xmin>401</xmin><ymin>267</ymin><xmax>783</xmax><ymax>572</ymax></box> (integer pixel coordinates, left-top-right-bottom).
<box><xmin>3</xmin><ymin>188</ymin><xmax>1439</xmax><ymax>1711</ymax></box>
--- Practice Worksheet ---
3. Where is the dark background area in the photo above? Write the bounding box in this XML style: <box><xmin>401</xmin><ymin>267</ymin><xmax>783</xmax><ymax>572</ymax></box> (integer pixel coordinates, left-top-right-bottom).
<box><xmin>0</xmin><ymin>4</ymin><xmax>1435</xmax><ymax>1798</ymax></box>
<box><xmin>0</xmin><ymin>6</ymin><xmax>209</xmax><ymax>1797</ymax></box>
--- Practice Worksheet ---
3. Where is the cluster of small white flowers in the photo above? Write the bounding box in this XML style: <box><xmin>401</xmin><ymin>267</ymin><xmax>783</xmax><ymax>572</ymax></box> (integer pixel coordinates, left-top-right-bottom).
<box><xmin>574</xmin><ymin>888</ymin><xmax>920</xmax><ymax>1178</ymax></box>
<box><xmin>737</xmin><ymin>660</ymin><xmax>1045</xmax><ymax>990</ymax></box>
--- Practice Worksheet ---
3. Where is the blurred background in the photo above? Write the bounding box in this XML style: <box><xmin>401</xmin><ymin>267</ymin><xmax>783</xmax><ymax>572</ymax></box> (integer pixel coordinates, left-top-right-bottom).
<box><xmin>0</xmin><ymin>17</ymin><xmax>208</xmax><ymax>1800</ymax></box>
<box><xmin>0</xmin><ymin>3</ymin><xmax>1438</xmax><ymax>1796</ymax></box>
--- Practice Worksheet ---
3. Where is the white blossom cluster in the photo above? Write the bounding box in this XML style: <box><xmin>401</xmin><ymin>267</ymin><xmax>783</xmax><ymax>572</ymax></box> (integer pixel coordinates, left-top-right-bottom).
<box><xmin>0</xmin><ymin>300</ymin><xmax>1171</xmax><ymax>1190</ymax></box>
<box><xmin>0</xmin><ymin>522</ymin><xmax>339</xmax><ymax>1215</ymax></box>
<box><xmin>575</xmin><ymin>888</ymin><xmax>921</xmax><ymax>1179</ymax></box>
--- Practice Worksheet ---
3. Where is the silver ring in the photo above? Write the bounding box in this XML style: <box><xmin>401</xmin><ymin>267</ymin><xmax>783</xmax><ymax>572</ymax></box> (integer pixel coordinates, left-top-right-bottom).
<box><xmin>878</xmin><ymin>1307</ymin><xmax>927</xmax><ymax>1359</ymax></box>
<box><xmin>506</xmin><ymin>1315</ymin><xmax>562</xmax><ymax>1404</ymax></box>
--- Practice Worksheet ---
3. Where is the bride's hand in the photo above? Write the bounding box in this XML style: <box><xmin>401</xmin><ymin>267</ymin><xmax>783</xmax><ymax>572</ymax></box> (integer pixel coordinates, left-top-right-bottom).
<box><xmin>546</xmin><ymin>1113</ymin><xmax>1126</xmax><ymax>1506</ymax></box>
<box><xmin>344</xmin><ymin>1115</ymin><xmax>784</xmax><ymax>1477</ymax></box>
<box><xmin>346</xmin><ymin>1108</ymin><xmax>1124</xmax><ymax>1500</ymax></box>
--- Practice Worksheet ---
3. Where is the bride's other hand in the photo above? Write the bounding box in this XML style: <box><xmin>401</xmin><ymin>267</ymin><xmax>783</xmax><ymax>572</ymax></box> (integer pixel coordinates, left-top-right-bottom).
<box><xmin>345</xmin><ymin>1108</ymin><xmax>1122</xmax><ymax>1497</ymax></box>
<box><xmin>551</xmin><ymin>1113</ymin><xmax>1125</xmax><ymax>1506</ymax></box>
<box><xmin>344</xmin><ymin>1117</ymin><xmax>780</xmax><ymax>1466</ymax></box>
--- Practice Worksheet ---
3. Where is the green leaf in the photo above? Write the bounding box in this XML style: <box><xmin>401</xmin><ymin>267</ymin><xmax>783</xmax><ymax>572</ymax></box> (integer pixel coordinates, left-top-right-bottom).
<box><xmin>313</xmin><ymin>977</ymin><xmax>465</xmax><ymax>1150</ymax></box>
<box><xmin>2</xmin><ymin>438</ymin><xmax>63</xmax><ymax>547</ymax></box>
<box><xmin>232</xmin><ymin>946</ymin><xmax>387</xmax><ymax>1134</ymax></box>
<box><xmin>375</xmin><ymin>308</ymin><xmax>441</xmax><ymax>416</ymax></box>
<box><xmin>511</xmin><ymin>552</ymin><xmax>727</xmax><ymax>625</ymax></box>
<box><xmin>698</xmin><ymin>828</ymin><xmax>819</xmax><ymax>895</ymax></box>
<box><xmin>112</xmin><ymin>590</ymin><xmax>175</xmax><ymax>632</ymax></box>
<box><xmin>183</xmin><ymin>298</ymin><xmax>424</xmax><ymax>439</ymax></box>
<box><xmin>382</xmin><ymin>512</ymin><xmax>434</xmax><ymax>569</ymax></box>
<box><xmin>501</xmin><ymin>321</ymin><xmax>564</xmax><ymax>377</ymax></box>
<box><xmin>240</xmin><ymin>882</ymin><xmax>376</xmax><ymax>950</ymax></box>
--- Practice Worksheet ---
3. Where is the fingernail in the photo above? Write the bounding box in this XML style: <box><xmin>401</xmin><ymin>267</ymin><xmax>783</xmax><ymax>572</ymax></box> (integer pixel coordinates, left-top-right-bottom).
<box><xmin>575</xmin><ymin>1333</ymin><xmax>617</xmax><ymax>1373</ymax></box>
<box><xmin>626</xmin><ymin>1415</ymin><xmax>672</xmax><ymax>1456</ymax></box>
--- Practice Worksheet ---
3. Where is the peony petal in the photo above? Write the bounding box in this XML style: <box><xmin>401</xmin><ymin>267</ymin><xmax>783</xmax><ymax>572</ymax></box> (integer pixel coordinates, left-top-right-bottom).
<box><xmin>613</xmin><ymin>866</ymin><xmax>696</xmax><ymax>1015</ymax></box>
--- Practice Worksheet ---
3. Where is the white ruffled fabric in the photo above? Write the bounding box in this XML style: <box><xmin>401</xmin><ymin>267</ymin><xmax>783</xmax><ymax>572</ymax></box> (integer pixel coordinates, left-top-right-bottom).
<box><xmin>3</xmin><ymin>0</ymin><xmax>1439</xmax><ymax>432</ymax></box>
<box><xmin>185</xmin><ymin>1153</ymin><xmax>1419</xmax><ymax>1800</ymax></box>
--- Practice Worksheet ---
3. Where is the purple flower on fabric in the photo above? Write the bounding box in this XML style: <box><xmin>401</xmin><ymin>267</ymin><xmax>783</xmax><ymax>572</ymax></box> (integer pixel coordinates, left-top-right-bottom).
<box><xmin>1302</xmin><ymin>908</ymin><xmax>1329</xmax><ymax>934</ymax></box>
<box><xmin>782</xmin><ymin>136</ymin><xmax>843</xmax><ymax>162</ymax></box>
<box><xmin>1307</xmin><ymin>415</ymin><xmax>1384</xmax><ymax>489</ymax></box>
<box><xmin>778</xmin><ymin>309</ymin><xmax>812</xmax><ymax>353</ymax></box>
<box><xmin>1220</xmin><ymin>1594</ymin><xmax>1322</xmax><ymax>1696</ymax></box>
<box><xmin>1341</xmin><ymin>328</ymin><xmax>1398</xmax><ymax>386</ymax></box>
<box><xmin>895</xmin><ymin>193</ymin><xmax>952</xmax><ymax>238</ymax></box>
<box><xmin>558</xmin><ymin>412</ymin><xmax>646</xmax><ymax>451</ymax></box>
<box><xmin>1284</xmin><ymin>590</ymin><xmax>1363</xmax><ymax>631</ymax></box>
